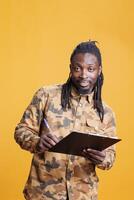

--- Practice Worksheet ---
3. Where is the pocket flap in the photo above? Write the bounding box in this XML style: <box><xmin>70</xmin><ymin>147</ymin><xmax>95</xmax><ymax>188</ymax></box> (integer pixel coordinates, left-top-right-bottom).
<box><xmin>86</xmin><ymin>118</ymin><xmax>106</xmax><ymax>132</ymax></box>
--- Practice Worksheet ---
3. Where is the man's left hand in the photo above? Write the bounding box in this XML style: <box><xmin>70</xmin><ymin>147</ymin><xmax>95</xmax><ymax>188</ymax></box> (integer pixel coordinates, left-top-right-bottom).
<box><xmin>83</xmin><ymin>148</ymin><xmax>106</xmax><ymax>165</ymax></box>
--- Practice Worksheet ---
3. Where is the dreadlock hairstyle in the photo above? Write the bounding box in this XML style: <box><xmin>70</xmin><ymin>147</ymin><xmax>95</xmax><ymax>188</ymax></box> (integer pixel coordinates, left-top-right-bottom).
<box><xmin>61</xmin><ymin>40</ymin><xmax>104</xmax><ymax>122</ymax></box>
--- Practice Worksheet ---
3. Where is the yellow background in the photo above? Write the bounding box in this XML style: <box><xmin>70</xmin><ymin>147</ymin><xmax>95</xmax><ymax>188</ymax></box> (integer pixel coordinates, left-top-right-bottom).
<box><xmin>0</xmin><ymin>0</ymin><xmax>134</xmax><ymax>199</ymax></box>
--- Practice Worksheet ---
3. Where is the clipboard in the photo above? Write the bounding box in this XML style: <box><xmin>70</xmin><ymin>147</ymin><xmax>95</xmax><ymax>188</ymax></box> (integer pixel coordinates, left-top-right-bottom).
<box><xmin>49</xmin><ymin>131</ymin><xmax>121</xmax><ymax>156</ymax></box>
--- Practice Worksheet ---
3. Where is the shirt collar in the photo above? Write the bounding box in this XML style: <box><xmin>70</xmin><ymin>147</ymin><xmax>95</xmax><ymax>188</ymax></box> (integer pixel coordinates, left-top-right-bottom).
<box><xmin>70</xmin><ymin>86</ymin><xmax>94</xmax><ymax>104</ymax></box>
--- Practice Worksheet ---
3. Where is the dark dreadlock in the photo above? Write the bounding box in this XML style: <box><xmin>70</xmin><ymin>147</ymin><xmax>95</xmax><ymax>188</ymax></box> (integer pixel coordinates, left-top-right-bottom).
<box><xmin>61</xmin><ymin>40</ymin><xmax>104</xmax><ymax>122</ymax></box>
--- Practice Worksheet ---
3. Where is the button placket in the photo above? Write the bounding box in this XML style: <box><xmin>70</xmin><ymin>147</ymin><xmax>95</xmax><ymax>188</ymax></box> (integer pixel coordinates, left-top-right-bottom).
<box><xmin>72</xmin><ymin>96</ymin><xmax>87</xmax><ymax>130</ymax></box>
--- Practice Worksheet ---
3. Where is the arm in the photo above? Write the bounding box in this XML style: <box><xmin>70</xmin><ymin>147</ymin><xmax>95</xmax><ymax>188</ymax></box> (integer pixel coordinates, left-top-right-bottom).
<box><xmin>14</xmin><ymin>87</ymin><xmax>48</xmax><ymax>153</ymax></box>
<box><xmin>83</xmin><ymin>111</ymin><xmax>116</xmax><ymax>170</ymax></box>
<box><xmin>96</xmin><ymin>111</ymin><xmax>116</xmax><ymax>170</ymax></box>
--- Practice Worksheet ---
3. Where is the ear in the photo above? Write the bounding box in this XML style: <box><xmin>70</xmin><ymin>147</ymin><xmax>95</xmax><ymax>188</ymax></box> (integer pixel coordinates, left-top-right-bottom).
<box><xmin>69</xmin><ymin>64</ymin><xmax>72</xmax><ymax>73</ymax></box>
<box><xmin>98</xmin><ymin>65</ymin><xmax>102</xmax><ymax>75</ymax></box>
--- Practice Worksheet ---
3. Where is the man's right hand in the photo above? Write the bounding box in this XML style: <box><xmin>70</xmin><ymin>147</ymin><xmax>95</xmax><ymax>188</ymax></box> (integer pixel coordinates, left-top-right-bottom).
<box><xmin>36</xmin><ymin>132</ymin><xmax>59</xmax><ymax>153</ymax></box>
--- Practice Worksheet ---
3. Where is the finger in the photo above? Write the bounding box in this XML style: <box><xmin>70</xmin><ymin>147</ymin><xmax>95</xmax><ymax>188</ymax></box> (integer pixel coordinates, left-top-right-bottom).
<box><xmin>41</xmin><ymin>139</ymin><xmax>53</xmax><ymax>149</ymax></box>
<box><xmin>86</xmin><ymin>149</ymin><xmax>105</xmax><ymax>157</ymax></box>
<box><xmin>83</xmin><ymin>151</ymin><xmax>104</xmax><ymax>163</ymax></box>
<box><xmin>43</xmin><ymin>135</ymin><xmax>57</xmax><ymax>146</ymax></box>
<box><xmin>37</xmin><ymin>142</ymin><xmax>49</xmax><ymax>152</ymax></box>
<box><xmin>46</xmin><ymin>133</ymin><xmax>59</xmax><ymax>143</ymax></box>
<box><xmin>51</xmin><ymin>135</ymin><xmax>59</xmax><ymax>143</ymax></box>
<box><xmin>83</xmin><ymin>149</ymin><xmax>105</xmax><ymax>158</ymax></box>
<box><xmin>89</xmin><ymin>157</ymin><xmax>102</xmax><ymax>165</ymax></box>
<box><xmin>88</xmin><ymin>153</ymin><xmax>105</xmax><ymax>162</ymax></box>
<box><xmin>84</xmin><ymin>152</ymin><xmax>103</xmax><ymax>164</ymax></box>
<box><xmin>89</xmin><ymin>152</ymin><xmax>105</xmax><ymax>159</ymax></box>
<box><xmin>83</xmin><ymin>152</ymin><xmax>98</xmax><ymax>164</ymax></box>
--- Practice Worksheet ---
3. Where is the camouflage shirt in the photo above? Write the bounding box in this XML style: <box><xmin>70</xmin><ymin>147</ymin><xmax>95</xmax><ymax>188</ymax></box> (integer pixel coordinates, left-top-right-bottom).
<box><xmin>14</xmin><ymin>84</ymin><xmax>116</xmax><ymax>200</ymax></box>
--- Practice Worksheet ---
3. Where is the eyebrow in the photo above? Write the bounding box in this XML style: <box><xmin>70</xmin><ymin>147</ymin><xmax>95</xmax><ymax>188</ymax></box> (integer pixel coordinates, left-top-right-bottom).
<box><xmin>73</xmin><ymin>62</ymin><xmax>95</xmax><ymax>66</ymax></box>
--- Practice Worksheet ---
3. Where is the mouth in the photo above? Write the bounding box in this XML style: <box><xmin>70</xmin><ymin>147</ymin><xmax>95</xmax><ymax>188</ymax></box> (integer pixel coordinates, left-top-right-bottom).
<box><xmin>79</xmin><ymin>80</ymin><xmax>91</xmax><ymax>87</ymax></box>
<box><xmin>71</xmin><ymin>77</ymin><xmax>93</xmax><ymax>90</ymax></box>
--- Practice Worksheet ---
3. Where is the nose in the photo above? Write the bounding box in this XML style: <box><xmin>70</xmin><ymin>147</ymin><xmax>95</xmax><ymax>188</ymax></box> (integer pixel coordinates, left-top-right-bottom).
<box><xmin>80</xmin><ymin>69</ymin><xmax>88</xmax><ymax>79</ymax></box>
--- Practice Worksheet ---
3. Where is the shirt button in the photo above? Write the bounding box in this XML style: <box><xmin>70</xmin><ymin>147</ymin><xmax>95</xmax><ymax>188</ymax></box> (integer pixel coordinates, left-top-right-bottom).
<box><xmin>79</xmin><ymin>103</ymin><xmax>82</xmax><ymax>107</ymax></box>
<box><xmin>95</xmin><ymin>126</ymin><xmax>99</xmax><ymax>131</ymax></box>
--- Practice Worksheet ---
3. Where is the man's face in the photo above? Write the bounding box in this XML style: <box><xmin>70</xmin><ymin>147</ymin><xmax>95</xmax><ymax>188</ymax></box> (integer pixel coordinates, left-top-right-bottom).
<box><xmin>70</xmin><ymin>53</ymin><xmax>102</xmax><ymax>93</ymax></box>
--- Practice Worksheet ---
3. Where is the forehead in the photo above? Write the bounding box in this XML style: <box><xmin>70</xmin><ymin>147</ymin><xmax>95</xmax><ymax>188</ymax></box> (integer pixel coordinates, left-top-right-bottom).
<box><xmin>71</xmin><ymin>53</ymin><xmax>99</xmax><ymax>65</ymax></box>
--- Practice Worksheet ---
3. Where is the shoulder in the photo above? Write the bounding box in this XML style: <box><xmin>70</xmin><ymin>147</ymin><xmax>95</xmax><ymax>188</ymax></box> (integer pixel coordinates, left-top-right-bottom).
<box><xmin>103</xmin><ymin>101</ymin><xmax>115</xmax><ymax>115</ymax></box>
<box><xmin>102</xmin><ymin>101</ymin><xmax>116</xmax><ymax>124</ymax></box>
<box><xmin>42</xmin><ymin>84</ymin><xmax>62</xmax><ymax>94</ymax></box>
<box><xmin>29</xmin><ymin>84</ymin><xmax>63</xmax><ymax>106</ymax></box>
<box><xmin>33</xmin><ymin>84</ymin><xmax>63</xmax><ymax>99</ymax></box>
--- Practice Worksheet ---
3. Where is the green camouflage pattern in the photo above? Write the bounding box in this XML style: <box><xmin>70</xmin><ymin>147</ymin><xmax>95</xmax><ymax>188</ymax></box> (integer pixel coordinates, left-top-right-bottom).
<box><xmin>14</xmin><ymin>84</ymin><xmax>117</xmax><ymax>200</ymax></box>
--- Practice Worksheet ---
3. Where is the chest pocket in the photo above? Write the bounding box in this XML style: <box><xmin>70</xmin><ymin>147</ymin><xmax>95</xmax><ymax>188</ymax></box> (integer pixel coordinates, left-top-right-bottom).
<box><xmin>86</xmin><ymin>118</ymin><xmax>106</xmax><ymax>134</ymax></box>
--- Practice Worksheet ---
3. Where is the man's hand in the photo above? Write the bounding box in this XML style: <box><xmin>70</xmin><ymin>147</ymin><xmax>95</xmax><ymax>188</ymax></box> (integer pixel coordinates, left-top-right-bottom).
<box><xmin>83</xmin><ymin>148</ymin><xmax>106</xmax><ymax>165</ymax></box>
<box><xmin>36</xmin><ymin>132</ymin><xmax>59</xmax><ymax>153</ymax></box>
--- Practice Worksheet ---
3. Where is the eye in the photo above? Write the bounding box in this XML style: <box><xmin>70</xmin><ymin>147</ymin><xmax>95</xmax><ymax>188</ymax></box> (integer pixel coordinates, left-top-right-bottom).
<box><xmin>88</xmin><ymin>67</ymin><xmax>94</xmax><ymax>72</ymax></box>
<box><xmin>73</xmin><ymin>66</ymin><xmax>81</xmax><ymax>72</ymax></box>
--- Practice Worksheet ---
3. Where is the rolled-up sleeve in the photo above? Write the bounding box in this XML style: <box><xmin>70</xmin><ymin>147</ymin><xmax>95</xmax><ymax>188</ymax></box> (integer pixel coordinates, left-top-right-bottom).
<box><xmin>97</xmin><ymin>111</ymin><xmax>117</xmax><ymax>170</ymax></box>
<box><xmin>14</xmin><ymin>87</ymin><xmax>48</xmax><ymax>153</ymax></box>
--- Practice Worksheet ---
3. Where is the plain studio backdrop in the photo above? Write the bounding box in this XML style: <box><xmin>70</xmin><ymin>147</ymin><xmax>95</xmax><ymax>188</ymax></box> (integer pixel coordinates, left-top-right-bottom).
<box><xmin>0</xmin><ymin>0</ymin><xmax>133</xmax><ymax>199</ymax></box>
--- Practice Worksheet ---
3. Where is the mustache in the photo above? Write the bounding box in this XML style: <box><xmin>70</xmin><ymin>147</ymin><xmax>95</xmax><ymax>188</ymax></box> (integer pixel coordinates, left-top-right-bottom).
<box><xmin>70</xmin><ymin>76</ymin><xmax>97</xmax><ymax>85</ymax></box>
<box><xmin>78</xmin><ymin>78</ymin><xmax>93</xmax><ymax>83</ymax></box>
<box><xmin>79</xmin><ymin>79</ymin><xmax>90</xmax><ymax>81</ymax></box>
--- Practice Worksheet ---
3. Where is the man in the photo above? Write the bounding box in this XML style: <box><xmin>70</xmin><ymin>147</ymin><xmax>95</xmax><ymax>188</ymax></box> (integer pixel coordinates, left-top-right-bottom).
<box><xmin>14</xmin><ymin>40</ymin><xmax>116</xmax><ymax>200</ymax></box>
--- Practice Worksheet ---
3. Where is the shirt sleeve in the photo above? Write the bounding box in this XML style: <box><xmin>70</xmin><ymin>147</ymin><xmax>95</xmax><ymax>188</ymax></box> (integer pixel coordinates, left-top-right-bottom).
<box><xmin>14</xmin><ymin>87</ymin><xmax>48</xmax><ymax>153</ymax></box>
<box><xmin>96</xmin><ymin>110</ymin><xmax>117</xmax><ymax>170</ymax></box>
